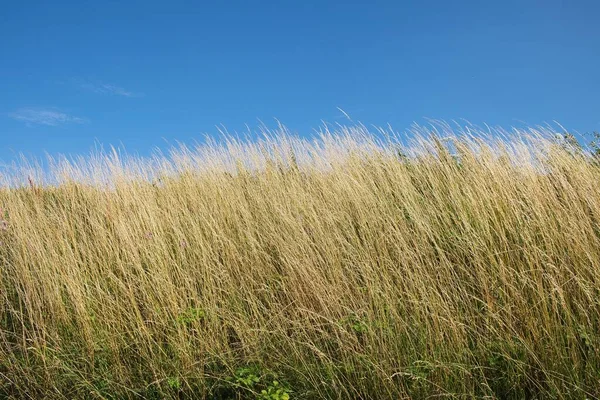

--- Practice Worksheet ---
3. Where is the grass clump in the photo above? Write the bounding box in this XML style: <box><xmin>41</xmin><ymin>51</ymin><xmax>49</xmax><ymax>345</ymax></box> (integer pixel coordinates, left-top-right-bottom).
<box><xmin>1</xmin><ymin>123</ymin><xmax>600</xmax><ymax>398</ymax></box>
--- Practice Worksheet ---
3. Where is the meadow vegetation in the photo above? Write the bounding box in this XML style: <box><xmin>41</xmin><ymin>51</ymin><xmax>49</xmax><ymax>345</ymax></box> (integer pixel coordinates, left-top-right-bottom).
<box><xmin>1</xmin><ymin>123</ymin><xmax>600</xmax><ymax>399</ymax></box>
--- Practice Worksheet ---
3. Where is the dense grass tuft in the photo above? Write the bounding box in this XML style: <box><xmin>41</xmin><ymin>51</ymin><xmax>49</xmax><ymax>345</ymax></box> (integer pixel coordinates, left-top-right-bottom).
<box><xmin>1</xmin><ymin>124</ymin><xmax>600</xmax><ymax>399</ymax></box>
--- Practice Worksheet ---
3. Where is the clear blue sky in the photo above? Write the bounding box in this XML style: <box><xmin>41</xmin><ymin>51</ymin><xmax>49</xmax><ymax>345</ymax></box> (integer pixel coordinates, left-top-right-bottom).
<box><xmin>1</xmin><ymin>0</ymin><xmax>599</xmax><ymax>163</ymax></box>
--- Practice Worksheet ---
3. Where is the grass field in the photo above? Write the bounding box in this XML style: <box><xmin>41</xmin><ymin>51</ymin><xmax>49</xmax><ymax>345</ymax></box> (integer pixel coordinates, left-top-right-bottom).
<box><xmin>1</xmin><ymin>123</ymin><xmax>599</xmax><ymax>399</ymax></box>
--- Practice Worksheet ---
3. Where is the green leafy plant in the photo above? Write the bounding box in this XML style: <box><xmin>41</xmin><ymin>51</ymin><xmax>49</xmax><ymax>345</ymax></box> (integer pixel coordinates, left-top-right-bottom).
<box><xmin>166</xmin><ymin>376</ymin><xmax>181</xmax><ymax>390</ymax></box>
<box><xmin>229</xmin><ymin>366</ymin><xmax>261</xmax><ymax>389</ymax></box>
<box><xmin>340</xmin><ymin>314</ymin><xmax>368</xmax><ymax>334</ymax></box>
<box><xmin>259</xmin><ymin>380</ymin><xmax>291</xmax><ymax>400</ymax></box>
<box><xmin>176</xmin><ymin>307</ymin><xmax>206</xmax><ymax>325</ymax></box>
<box><xmin>223</xmin><ymin>366</ymin><xmax>292</xmax><ymax>400</ymax></box>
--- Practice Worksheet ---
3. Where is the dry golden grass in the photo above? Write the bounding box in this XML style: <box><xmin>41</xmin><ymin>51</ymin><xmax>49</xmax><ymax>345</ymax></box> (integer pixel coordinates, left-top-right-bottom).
<box><xmin>1</xmin><ymin>123</ymin><xmax>599</xmax><ymax>399</ymax></box>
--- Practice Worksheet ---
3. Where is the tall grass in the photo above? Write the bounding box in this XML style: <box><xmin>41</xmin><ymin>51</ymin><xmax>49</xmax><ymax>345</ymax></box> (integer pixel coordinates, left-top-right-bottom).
<box><xmin>1</xmin><ymin>123</ymin><xmax>599</xmax><ymax>399</ymax></box>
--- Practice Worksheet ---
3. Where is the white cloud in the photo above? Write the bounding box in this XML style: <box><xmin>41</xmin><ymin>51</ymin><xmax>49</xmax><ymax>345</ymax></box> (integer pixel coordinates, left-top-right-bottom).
<box><xmin>80</xmin><ymin>82</ymin><xmax>139</xmax><ymax>97</ymax></box>
<box><xmin>9</xmin><ymin>108</ymin><xmax>87</xmax><ymax>127</ymax></box>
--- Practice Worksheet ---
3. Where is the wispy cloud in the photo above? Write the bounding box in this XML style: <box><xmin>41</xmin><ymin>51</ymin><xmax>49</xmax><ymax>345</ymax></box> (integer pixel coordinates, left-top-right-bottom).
<box><xmin>80</xmin><ymin>81</ymin><xmax>140</xmax><ymax>97</ymax></box>
<box><xmin>9</xmin><ymin>108</ymin><xmax>88</xmax><ymax>127</ymax></box>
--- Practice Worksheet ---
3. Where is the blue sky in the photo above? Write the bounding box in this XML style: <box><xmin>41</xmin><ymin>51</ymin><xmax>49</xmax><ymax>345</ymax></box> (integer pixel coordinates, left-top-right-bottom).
<box><xmin>1</xmin><ymin>0</ymin><xmax>599</xmax><ymax>163</ymax></box>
